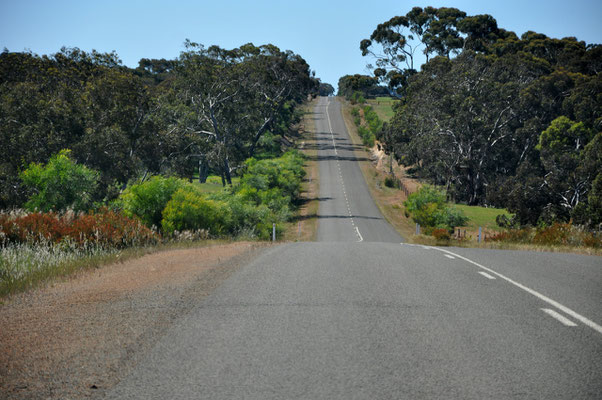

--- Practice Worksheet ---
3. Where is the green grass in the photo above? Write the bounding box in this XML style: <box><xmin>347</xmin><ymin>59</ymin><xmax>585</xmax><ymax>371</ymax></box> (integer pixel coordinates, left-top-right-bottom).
<box><xmin>193</xmin><ymin>175</ymin><xmax>240</xmax><ymax>193</ymax></box>
<box><xmin>455</xmin><ymin>204</ymin><xmax>512</xmax><ymax>231</ymax></box>
<box><xmin>366</xmin><ymin>97</ymin><xmax>398</xmax><ymax>122</ymax></box>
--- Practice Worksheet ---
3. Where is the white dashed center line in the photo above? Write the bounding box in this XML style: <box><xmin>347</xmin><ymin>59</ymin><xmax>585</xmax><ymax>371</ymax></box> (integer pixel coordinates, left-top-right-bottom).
<box><xmin>401</xmin><ymin>243</ymin><xmax>602</xmax><ymax>335</ymax></box>
<box><xmin>325</xmin><ymin>98</ymin><xmax>362</xmax><ymax>243</ymax></box>
<box><xmin>478</xmin><ymin>271</ymin><xmax>496</xmax><ymax>280</ymax></box>
<box><xmin>542</xmin><ymin>308</ymin><xmax>578</xmax><ymax>327</ymax></box>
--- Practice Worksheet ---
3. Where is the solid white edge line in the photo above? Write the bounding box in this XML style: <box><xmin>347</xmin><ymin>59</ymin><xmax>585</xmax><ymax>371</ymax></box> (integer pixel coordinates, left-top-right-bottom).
<box><xmin>355</xmin><ymin>227</ymin><xmax>363</xmax><ymax>242</ymax></box>
<box><xmin>444</xmin><ymin>254</ymin><xmax>455</xmax><ymax>259</ymax></box>
<box><xmin>542</xmin><ymin>308</ymin><xmax>578</xmax><ymax>327</ymax></box>
<box><xmin>414</xmin><ymin>245</ymin><xmax>602</xmax><ymax>335</ymax></box>
<box><xmin>478</xmin><ymin>271</ymin><xmax>496</xmax><ymax>280</ymax></box>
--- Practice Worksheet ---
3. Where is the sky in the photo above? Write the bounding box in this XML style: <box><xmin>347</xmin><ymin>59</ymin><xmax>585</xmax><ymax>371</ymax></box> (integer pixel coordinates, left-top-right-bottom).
<box><xmin>1</xmin><ymin>0</ymin><xmax>601</xmax><ymax>88</ymax></box>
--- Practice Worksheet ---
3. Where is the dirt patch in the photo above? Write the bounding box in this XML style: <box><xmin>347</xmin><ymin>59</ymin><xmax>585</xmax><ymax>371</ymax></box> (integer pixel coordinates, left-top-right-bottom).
<box><xmin>0</xmin><ymin>241</ymin><xmax>270</xmax><ymax>399</ymax></box>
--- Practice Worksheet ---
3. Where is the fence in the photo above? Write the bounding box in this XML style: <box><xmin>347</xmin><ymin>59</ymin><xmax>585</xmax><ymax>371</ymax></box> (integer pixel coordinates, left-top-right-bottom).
<box><xmin>391</xmin><ymin>176</ymin><xmax>412</xmax><ymax>198</ymax></box>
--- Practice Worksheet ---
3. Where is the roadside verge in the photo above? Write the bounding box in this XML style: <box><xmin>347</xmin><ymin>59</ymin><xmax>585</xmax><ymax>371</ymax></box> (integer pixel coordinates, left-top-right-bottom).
<box><xmin>0</xmin><ymin>242</ymin><xmax>270</xmax><ymax>400</ymax></box>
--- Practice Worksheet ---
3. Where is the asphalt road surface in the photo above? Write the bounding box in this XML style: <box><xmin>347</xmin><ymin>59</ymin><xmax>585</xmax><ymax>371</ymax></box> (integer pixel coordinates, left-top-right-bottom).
<box><xmin>107</xmin><ymin>97</ymin><xmax>601</xmax><ymax>399</ymax></box>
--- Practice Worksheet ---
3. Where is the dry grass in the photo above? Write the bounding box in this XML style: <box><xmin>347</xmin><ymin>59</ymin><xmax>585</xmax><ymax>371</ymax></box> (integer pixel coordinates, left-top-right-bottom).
<box><xmin>0</xmin><ymin>238</ymin><xmax>245</xmax><ymax>299</ymax></box>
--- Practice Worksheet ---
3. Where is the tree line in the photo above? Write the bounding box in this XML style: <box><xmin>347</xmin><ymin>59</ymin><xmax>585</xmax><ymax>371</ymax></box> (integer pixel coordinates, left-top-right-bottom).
<box><xmin>359</xmin><ymin>6</ymin><xmax>601</xmax><ymax>228</ymax></box>
<box><xmin>0</xmin><ymin>42</ymin><xmax>319</xmax><ymax>209</ymax></box>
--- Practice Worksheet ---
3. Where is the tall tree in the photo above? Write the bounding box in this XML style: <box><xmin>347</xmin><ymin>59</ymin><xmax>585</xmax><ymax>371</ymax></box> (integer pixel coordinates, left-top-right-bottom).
<box><xmin>165</xmin><ymin>41</ymin><xmax>315</xmax><ymax>185</ymax></box>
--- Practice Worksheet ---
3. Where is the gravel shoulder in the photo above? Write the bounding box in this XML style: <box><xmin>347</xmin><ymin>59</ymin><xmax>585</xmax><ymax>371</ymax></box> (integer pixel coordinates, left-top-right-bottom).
<box><xmin>0</xmin><ymin>241</ymin><xmax>270</xmax><ymax>399</ymax></box>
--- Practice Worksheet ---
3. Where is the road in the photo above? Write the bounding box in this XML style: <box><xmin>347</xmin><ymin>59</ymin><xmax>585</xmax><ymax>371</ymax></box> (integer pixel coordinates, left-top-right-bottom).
<box><xmin>107</xmin><ymin>97</ymin><xmax>601</xmax><ymax>399</ymax></box>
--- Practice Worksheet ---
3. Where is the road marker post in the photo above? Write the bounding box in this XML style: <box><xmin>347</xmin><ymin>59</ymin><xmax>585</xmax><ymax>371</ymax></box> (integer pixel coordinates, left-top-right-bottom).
<box><xmin>415</xmin><ymin>223</ymin><xmax>420</xmax><ymax>235</ymax></box>
<box><xmin>478</xmin><ymin>226</ymin><xmax>482</xmax><ymax>243</ymax></box>
<box><xmin>272</xmin><ymin>223</ymin><xmax>276</xmax><ymax>242</ymax></box>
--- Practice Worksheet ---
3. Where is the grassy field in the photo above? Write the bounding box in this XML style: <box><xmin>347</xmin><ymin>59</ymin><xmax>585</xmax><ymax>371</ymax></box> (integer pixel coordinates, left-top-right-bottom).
<box><xmin>455</xmin><ymin>204</ymin><xmax>512</xmax><ymax>232</ymax></box>
<box><xmin>194</xmin><ymin>175</ymin><xmax>240</xmax><ymax>193</ymax></box>
<box><xmin>366</xmin><ymin>97</ymin><xmax>398</xmax><ymax>122</ymax></box>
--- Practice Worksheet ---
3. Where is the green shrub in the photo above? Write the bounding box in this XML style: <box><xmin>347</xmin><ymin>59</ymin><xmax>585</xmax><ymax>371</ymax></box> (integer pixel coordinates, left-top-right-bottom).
<box><xmin>118</xmin><ymin>176</ymin><xmax>186</xmax><ymax>228</ymax></box>
<box><xmin>357</xmin><ymin>126</ymin><xmax>375</xmax><ymax>147</ymax></box>
<box><xmin>161</xmin><ymin>186</ymin><xmax>231</xmax><ymax>235</ymax></box>
<box><xmin>363</xmin><ymin>106</ymin><xmax>383</xmax><ymax>134</ymax></box>
<box><xmin>226</xmin><ymin>194</ymin><xmax>275</xmax><ymax>239</ymax></box>
<box><xmin>403</xmin><ymin>185</ymin><xmax>468</xmax><ymax>230</ymax></box>
<box><xmin>349</xmin><ymin>91</ymin><xmax>365</xmax><ymax>105</ymax></box>
<box><xmin>241</xmin><ymin>151</ymin><xmax>305</xmax><ymax>201</ymax></box>
<box><xmin>20</xmin><ymin>149</ymin><xmax>100</xmax><ymax>212</ymax></box>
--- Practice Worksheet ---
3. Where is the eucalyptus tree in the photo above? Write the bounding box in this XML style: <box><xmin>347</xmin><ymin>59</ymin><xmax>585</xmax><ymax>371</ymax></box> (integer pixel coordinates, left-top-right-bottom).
<box><xmin>167</xmin><ymin>41</ymin><xmax>315</xmax><ymax>185</ymax></box>
<box><xmin>360</xmin><ymin>7</ymin><xmax>508</xmax><ymax>93</ymax></box>
<box><xmin>368</xmin><ymin>6</ymin><xmax>602</xmax><ymax>226</ymax></box>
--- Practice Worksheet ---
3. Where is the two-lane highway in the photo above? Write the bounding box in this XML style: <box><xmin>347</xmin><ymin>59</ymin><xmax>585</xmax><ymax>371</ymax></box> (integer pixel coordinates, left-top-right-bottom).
<box><xmin>107</xmin><ymin>97</ymin><xmax>601</xmax><ymax>399</ymax></box>
<box><xmin>314</xmin><ymin>97</ymin><xmax>401</xmax><ymax>243</ymax></box>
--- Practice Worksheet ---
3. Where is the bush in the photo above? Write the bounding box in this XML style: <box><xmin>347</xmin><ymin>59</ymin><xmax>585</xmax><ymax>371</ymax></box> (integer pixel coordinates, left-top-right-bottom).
<box><xmin>20</xmin><ymin>149</ymin><xmax>100</xmax><ymax>212</ymax></box>
<box><xmin>384</xmin><ymin>176</ymin><xmax>398</xmax><ymax>188</ymax></box>
<box><xmin>488</xmin><ymin>223</ymin><xmax>601</xmax><ymax>248</ymax></box>
<box><xmin>357</xmin><ymin>126</ymin><xmax>375</xmax><ymax>147</ymax></box>
<box><xmin>118</xmin><ymin>176</ymin><xmax>186</xmax><ymax>228</ymax></box>
<box><xmin>225</xmin><ymin>194</ymin><xmax>275</xmax><ymax>239</ymax></box>
<box><xmin>432</xmin><ymin>228</ymin><xmax>451</xmax><ymax>241</ymax></box>
<box><xmin>363</xmin><ymin>106</ymin><xmax>383</xmax><ymax>134</ymax></box>
<box><xmin>403</xmin><ymin>185</ymin><xmax>468</xmax><ymax>230</ymax></box>
<box><xmin>240</xmin><ymin>151</ymin><xmax>305</xmax><ymax>202</ymax></box>
<box><xmin>0</xmin><ymin>209</ymin><xmax>158</xmax><ymax>249</ymax></box>
<box><xmin>349</xmin><ymin>91</ymin><xmax>365</xmax><ymax>105</ymax></box>
<box><xmin>161</xmin><ymin>187</ymin><xmax>231</xmax><ymax>235</ymax></box>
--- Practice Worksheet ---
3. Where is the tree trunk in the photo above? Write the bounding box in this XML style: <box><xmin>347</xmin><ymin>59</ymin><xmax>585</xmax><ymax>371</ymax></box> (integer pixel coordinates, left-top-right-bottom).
<box><xmin>198</xmin><ymin>158</ymin><xmax>209</xmax><ymax>183</ymax></box>
<box><xmin>223</xmin><ymin>158</ymin><xmax>232</xmax><ymax>185</ymax></box>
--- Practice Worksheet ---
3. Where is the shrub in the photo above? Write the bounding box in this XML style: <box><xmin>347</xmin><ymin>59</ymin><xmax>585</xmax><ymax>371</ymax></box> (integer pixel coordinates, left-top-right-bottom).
<box><xmin>487</xmin><ymin>223</ymin><xmax>601</xmax><ymax>248</ymax></box>
<box><xmin>241</xmin><ymin>151</ymin><xmax>305</xmax><ymax>202</ymax></box>
<box><xmin>488</xmin><ymin>228</ymin><xmax>533</xmax><ymax>243</ymax></box>
<box><xmin>118</xmin><ymin>176</ymin><xmax>186</xmax><ymax>228</ymax></box>
<box><xmin>357</xmin><ymin>126</ymin><xmax>375</xmax><ymax>147</ymax></box>
<box><xmin>403</xmin><ymin>185</ymin><xmax>468</xmax><ymax>230</ymax></box>
<box><xmin>384</xmin><ymin>176</ymin><xmax>398</xmax><ymax>188</ymax></box>
<box><xmin>432</xmin><ymin>228</ymin><xmax>451</xmax><ymax>241</ymax></box>
<box><xmin>226</xmin><ymin>195</ymin><xmax>274</xmax><ymax>239</ymax></box>
<box><xmin>0</xmin><ymin>209</ymin><xmax>158</xmax><ymax>249</ymax></box>
<box><xmin>20</xmin><ymin>149</ymin><xmax>100</xmax><ymax>212</ymax></box>
<box><xmin>363</xmin><ymin>106</ymin><xmax>383</xmax><ymax>134</ymax></box>
<box><xmin>349</xmin><ymin>91</ymin><xmax>365</xmax><ymax>105</ymax></box>
<box><xmin>161</xmin><ymin>187</ymin><xmax>231</xmax><ymax>235</ymax></box>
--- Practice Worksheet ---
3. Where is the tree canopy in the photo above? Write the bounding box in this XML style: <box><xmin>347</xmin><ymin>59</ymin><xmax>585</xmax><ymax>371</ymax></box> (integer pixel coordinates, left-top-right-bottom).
<box><xmin>362</xmin><ymin>8</ymin><xmax>602</xmax><ymax>227</ymax></box>
<box><xmin>0</xmin><ymin>43</ymin><xmax>318</xmax><ymax>208</ymax></box>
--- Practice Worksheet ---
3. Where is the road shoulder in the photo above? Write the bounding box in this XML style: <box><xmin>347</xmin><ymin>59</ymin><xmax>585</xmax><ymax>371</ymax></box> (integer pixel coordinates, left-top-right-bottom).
<box><xmin>0</xmin><ymin>241</ymin><xmax>270</xmax><ymax>399</ymax></box>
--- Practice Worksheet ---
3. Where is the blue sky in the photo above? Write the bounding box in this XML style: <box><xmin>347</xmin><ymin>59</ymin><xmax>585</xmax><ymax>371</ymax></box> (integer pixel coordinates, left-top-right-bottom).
<box><xmin>1</xmin><ymin>1</ymin><xmax>601</xmax><ymax>88</ymax></box>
